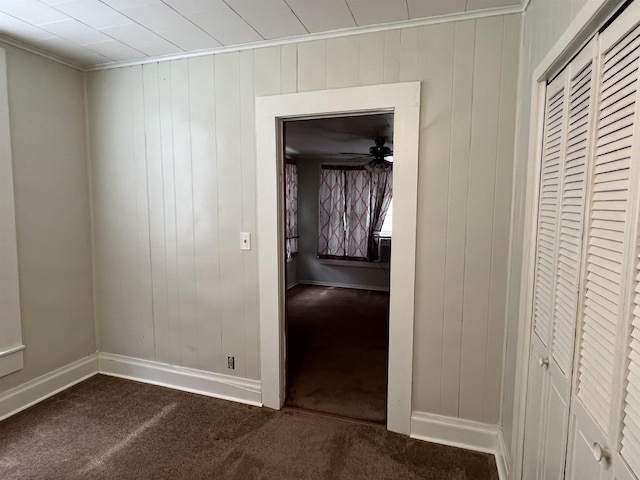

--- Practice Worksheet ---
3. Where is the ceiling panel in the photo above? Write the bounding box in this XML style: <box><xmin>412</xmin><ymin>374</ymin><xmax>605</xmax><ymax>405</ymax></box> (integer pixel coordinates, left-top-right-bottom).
<box><xmin>115</xmin><ymin>3</ymin><xmax>221</xmax><ymax>50</ymax></box>
<box><xmin>0</xmin><ymin>13</ymin><xmax>56</xmax><ymax>43</ymax></box>
<box><xmin>39</xmin><ymin>18</ymin><xmax>111</xmax><ymax>45</ymax></box>
<box><xmin>346</xmin><ymin>0</ymin><xmax>408</xmax><ymax>26</ymax></box>
<box><xmin>99</xmin><ymin>23</ymin><xmax>182</xmax><ymax>56</ymax></box>
<box><xmin>285</xmin><ymin>0</ymin><xmax>356</xmax><ymax>34</ymax></box>
<box><xmin>31</xmin><ymin>35</ymin><xmax>109</xmax><ymax>64</ymax></box>
<box><xmin>82</xmin><ymin>39</ymin><xmax>144</xmax><ymax>61</ymax></box>
<box><xmin>163</xmin><ymin>0</ymin><xmax>262</xmax><ymax>46</ymax></box>
<box><xmin>0</xmin><ymin>0</ymin><xmax>67</xmax><ymax>25</ymax></box>
<box><xmin>224</xmin><ymin>0</ymin><xmax>307</xmax><ymax>39</ymax></box>
<box><xmin>49</xmin><ymin>0</ymin><xmax>131</xmax><ymax>29</ymax></box>
<box><xmin>407</xmin><ymin>0</ymin><xmax>467</xmax><ymax>18</ymax></box>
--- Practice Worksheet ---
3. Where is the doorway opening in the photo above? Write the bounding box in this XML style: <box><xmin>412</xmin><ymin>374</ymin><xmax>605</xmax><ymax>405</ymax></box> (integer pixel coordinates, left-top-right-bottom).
<box><xmin>255</xmin><ymin>82</ymin><xmax>420</xmax><ymax>434</ymax></box>
<box><xmin>282</xmin><ymin>113</ymin><xmax>394</xmax><ymax>423</ymax></box>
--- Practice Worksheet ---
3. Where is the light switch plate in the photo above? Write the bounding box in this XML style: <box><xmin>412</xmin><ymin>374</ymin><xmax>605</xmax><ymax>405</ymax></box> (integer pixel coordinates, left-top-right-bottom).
<box><xmin>240</xmin><ymin>232</ymin><xmax>251</xmax><ymax>250</ymax></box>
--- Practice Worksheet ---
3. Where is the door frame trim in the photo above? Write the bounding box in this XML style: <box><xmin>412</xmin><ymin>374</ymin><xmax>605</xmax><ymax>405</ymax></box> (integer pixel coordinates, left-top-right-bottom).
<box><xmin>256</xmin><ymin>82</ymin><xmax>421</xmax><ymax>434</ymax></box>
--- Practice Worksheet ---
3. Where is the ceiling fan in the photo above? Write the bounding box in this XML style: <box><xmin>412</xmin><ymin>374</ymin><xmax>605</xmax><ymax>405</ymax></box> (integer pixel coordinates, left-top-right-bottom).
<box><xmin>341</xmin><ymin>136</ymin><xmax>393</xmax><ymax>165</ymax></box>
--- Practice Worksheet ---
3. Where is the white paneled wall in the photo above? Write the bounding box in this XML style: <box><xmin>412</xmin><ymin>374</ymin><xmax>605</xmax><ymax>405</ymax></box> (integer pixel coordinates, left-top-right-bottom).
<box><xmin>0</xmin><ymin>43</ymin><xmax>95</xmax><ymax>393</ymax></box>
<box><xmin>88</xmin><ymin>14</ymin><xmax>520</xmax><ymax>421</ymax></box>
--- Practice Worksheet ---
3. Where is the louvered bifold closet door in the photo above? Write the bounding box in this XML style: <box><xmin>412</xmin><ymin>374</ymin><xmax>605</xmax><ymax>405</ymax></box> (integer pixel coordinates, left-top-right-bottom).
<box><xmin>613</xmin><ymin>6</ymin><xmax>640</xmax><ymax>480</ymax></box>
<box><xmin>553</xmin><ymin>53</ymin><xmax>594</xmax><ymax>378</ymax></box>
<box><xmin>621</xmin><ymin>249</ymin><xmax>640</xmax><ymax>478</ymax></box>
<box><xmin>566</xmin><ymin>4</ymin><xmax>640</xmax><ymax>479</ymax></box>
<box><xmin>576</xmin><ymin>23</ymin><xmax>639</xmax><ymax>435</ymax></box>
<box><xmin>534</xmin><ymin>76</ymin><xmax>567</xmax><ymax>348</ymax></box>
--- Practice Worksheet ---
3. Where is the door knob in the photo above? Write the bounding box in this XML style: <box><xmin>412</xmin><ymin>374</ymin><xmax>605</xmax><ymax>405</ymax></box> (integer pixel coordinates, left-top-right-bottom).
<box><xmin>591</xmin><ymin>443</ymin><xmax>610</xmax><ymax>463</ymax></box>
<box><xmin>538</xmin><ymin>356</ymin><xmax>549</xmax><ymax>368</ymax></box>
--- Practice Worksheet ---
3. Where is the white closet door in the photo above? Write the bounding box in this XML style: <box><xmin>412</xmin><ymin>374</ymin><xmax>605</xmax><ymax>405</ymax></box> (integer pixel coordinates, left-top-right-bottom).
<box><xmin>533</xmin><ymin>73</ymin><xmax>566</xmax><ymax>348</ymax></box>
<box><xmin>544</xmin><ymin>38</ymin><xmax>597</xmax><ymax>480</ymax></box>
<box><xmin>566</xmin><ymin>3</ymin><xmax>640</xmax><ymax>479</ymax></box>
<box><xmin>523</xmin><ymin>67</ymin><xmax>573</xmax><ymax>480</ymax></box>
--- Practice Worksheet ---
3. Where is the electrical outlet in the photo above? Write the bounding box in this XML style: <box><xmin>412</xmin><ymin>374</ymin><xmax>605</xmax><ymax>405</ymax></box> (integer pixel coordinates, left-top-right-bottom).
<box><xmin>227</xmin><ymin>356</ymin><xmax>235</xmax><ymax>369</ymax></box>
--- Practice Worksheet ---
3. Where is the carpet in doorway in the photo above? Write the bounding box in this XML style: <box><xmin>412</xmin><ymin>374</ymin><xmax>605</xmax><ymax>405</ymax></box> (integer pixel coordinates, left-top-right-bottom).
<box><xmin>0</xmin><ymin>375</ymin><xmax>499</xmax><ymax>480</ymax></box>
<box><xmin>285</xmin><ymin>285</ymin><xmax>390</xmax><ymax>423</ymax></box>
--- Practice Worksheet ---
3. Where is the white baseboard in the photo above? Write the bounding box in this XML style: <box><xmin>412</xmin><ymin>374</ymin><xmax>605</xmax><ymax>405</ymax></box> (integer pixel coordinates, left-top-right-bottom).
<box><xmin>0</xmin><ymin>354</ymin><xmax>98</xmax><ymax>422</ymax></box>
<box><xmin>411</xmin><ymin>411</ymin><xmax>509</xmax><ymax>480</ymax></box>
<box><xmin>287</xmin><ymin>280</ymin><xmax>299</xmax><ymax>289</ymax></box>
<box><xmin>98</xmin><ymin>353</ymin><xmax>262</xmax><ymax>407</ymax></box>
<box><xmin>298</xmin><ymin>280</ymin><xmax>390</xmax><ymax>292</ymax></box>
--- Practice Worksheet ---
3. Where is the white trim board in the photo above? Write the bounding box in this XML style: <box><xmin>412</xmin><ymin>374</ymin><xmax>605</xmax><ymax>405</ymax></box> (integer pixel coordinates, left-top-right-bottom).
<box><xmin>256</xmin><ymin>82</ymin><xmax>421</xmax><ymax>435</ymax></box>
<box><xmin>298</xmin><ymin>280</ymin><xmax>390</xmax><ymax>292</ymax></box>
<box><xmin>411</xmin><ymin>412</ymin><xmax>510</xmax><ymax>480</ymax></box>
<box><xmin>98</xmin><ymin>353</ymin><xmax>262</xmax><ymax>407</ymax></box>
<box><xmin>0</xmin><ymin>354</ymin><xmax>98</xmax><ymax>422</ymax></box>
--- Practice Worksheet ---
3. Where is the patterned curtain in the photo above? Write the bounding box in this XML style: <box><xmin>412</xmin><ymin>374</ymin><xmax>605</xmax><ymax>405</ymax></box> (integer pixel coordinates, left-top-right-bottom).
<box><xmin>285</xmin><ymin>163</ymin><xmax>298</xmax><ymax>258</ymax></box>
<box><xmin>367</xmin><ymin>164</ymin><xmax>393</xmax><ymax>260</ymax></box>
<box><xmin>318</xmin><ymin>167</ymin><xmax>346</xmax><ymax>256</ymax></box>
<box><xmin>345</xmin><ymin>169</ymin><xmax>370</xmax><ymax>258</ymax></box>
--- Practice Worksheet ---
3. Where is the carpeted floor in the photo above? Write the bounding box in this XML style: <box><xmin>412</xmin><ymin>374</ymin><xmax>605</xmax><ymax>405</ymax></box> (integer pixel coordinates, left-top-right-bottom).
<box><xmin>285</xmin><ymin>285</ymin><xmax>389</xmax><ymax>423</ymax></box>
<box><xmin>0</xmin><ymin>375</ymin><xmax>499</xmax><ymax>479</ymax></box>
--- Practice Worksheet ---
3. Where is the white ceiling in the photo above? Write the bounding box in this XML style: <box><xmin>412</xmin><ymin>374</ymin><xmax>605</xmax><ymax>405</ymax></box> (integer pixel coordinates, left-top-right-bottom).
<box><xmin>285</xmin><ymin>113</ymin><xmax>394</xmax><ymax>161</ymax></box>
<box><xmin>0</xmin><ymin>0</ymin><xmax>523</xmax><ymax>69</ymax></box>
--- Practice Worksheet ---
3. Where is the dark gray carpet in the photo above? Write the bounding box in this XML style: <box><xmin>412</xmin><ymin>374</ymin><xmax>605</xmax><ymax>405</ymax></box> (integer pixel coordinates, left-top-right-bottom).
<box><xmin>286</xmin><ymin>285</ymin><xmax>389</xmax><ymax>423</ymax></box>
<box><xmin>0</xmin><ymin>375</ymin><xmax>498</xmax><ymax>479</ymax></box>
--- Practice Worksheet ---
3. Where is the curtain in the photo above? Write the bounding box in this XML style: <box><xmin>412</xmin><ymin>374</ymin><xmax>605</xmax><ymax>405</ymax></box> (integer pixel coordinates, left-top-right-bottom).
<box><xmin>318</xmin><ymin>167</ymin><xmax>346</xmax><ymax>256</ymax></box>
<box><xmin>367</xmin><ymin>164</ymin><xmax>393</xmax><ymax>260</ymax></box>
<box><xmin>345</xmin><ymin>169</ymin><xmax>370</xmax><ymax>258</ymax></box>
<box><xmin>285</xmin><ymin>163</ymin><xmax>298</xmax><ymax>258</ymax></box>
<box><xmin>318</xmin><ymin>164</ymin><xmax>392</xmax><ymax>260</ymax></box>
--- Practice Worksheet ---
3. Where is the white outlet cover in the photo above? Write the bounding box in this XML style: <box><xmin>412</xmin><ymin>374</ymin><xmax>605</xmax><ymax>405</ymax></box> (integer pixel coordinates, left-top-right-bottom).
<box><xmin>240</xmin><ymin>232</ymin><xmax>251</xmax><ymax>250</ymax></box>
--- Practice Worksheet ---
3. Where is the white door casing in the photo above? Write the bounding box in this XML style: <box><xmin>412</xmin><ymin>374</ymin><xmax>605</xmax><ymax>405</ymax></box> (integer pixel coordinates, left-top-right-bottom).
<box><xmin>255</xmin><ymin>82</ymin><xmax>421</xmax><ymax>435</ymax></box>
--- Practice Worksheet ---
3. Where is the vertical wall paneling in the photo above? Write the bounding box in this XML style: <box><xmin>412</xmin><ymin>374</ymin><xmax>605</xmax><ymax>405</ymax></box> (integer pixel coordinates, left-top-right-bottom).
<box><xmin>383</xmin><ymin>30</ymin><xmax>401</xmax><ymax>84</ymax></box>
<box><xmin>130</xmin><ymin>65</ymin><xmax>155</xmax><ymax>360</ymax></box>
<box><xmin>484</xmin><ymin>13</ymin><xmax>521</xmax><ymax>423</ymax></box>
<box><xmin>188</xmin><ymin>55</ymin><xmax>223</xmax><ymax>372</ymax></box>
<box><xmin>158</xmin><ymin>61</ymin><xmax>181</xmax><ymax>367</ymax></box>
<box><xmin>214</xmin><ymin>53</ymin><xmax>246</xmax><ymax>378</ymax></box>
<box><xmin>254</xmin><ymin>47</ymin><xmax>281</xmax><ymax>97</ymax></box>
<box><xmin>459</xmin><ymin>16</ymin><xmax>505</xmax><ymax>422</ymax></box>
<box><xmin>399</xmin><ymin>28</ymin><xmax>418</xmax><ymax>82</ymax></box>
<box><xmin>142</xmin><ymin>62</ymin><xmax>169</xmax><ymax>364</ymax></box>
<box><xmin>281</xmin><ymin>44</ymin><xmax>297</xmax><ymax>94</ymax></box>
<box><xmin>413</xmin><ymin>22</ymin><xmax>455</xmax><ymax>415</ymax></box>
<box><xmin>325</xmin><ymin>36</ymin><xmax>359</xmax><ymax>89</ymax></box>
<box><xmin>170</xmin><ymin>59</ymin><xmax>198</xmax><ymax>369</ymax></box>
<box><xmin>358</xmin><ymin>32</ymin><xmax>384</xmax><ymax>86</ymax></box>
<box><xmin>297</xmin><ymin>41</ymin><xmax>326</xmax><ymax>92</ymax></box>
<box><xmin>440</xmin><ymin>19</ymin><xmax>476</xmax><ymax>419</ymax></box>
<box><xmin>240</xmin><ymin>49</ymin><xmax>260</xmax><ymax>379</ymax></box>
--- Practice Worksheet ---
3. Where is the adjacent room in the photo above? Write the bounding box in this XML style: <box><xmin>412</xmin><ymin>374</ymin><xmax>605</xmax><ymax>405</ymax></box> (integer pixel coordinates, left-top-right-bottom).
<box><xmin>1</xmin><ymin>1</ymin><xmax>639</xmax><ymax>479</ymax></box>
<box><xmin>283</xmin><ymin>114</ymin><xmax>393</xmax><ymax>423</ymax></box>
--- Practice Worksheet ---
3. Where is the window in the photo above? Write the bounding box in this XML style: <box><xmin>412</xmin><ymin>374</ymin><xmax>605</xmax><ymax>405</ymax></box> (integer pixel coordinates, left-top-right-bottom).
<box><xmin>285</xmin><ymin>162</ymin><xmax>298</xmax><ymax>259</ymax></box>
<box><xmin>317</xmin><ymin>164</ymin><xmax>392</xmax><ymax>261</ymax></box>
<box><xmin>0</xmin><ymin>47</ymin><xmax>24</xmax><ymax>378</ymax></box>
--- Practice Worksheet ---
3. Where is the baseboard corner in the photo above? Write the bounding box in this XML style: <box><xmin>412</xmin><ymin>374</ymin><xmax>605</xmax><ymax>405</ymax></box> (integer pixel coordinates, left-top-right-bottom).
<box><xmin>0</xmin><ymin>353</ymin><xmax>98</xmax><ymax>422</ymax></box>
<box><xmin>410</xmin><ymin>411</ymin><xmax>509</xmax><ymax>480</ymax></box>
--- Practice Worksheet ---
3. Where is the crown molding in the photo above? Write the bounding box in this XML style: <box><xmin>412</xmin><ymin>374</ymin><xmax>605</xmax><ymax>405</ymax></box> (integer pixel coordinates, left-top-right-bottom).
<box><xmin>0</xmin><ymin>2</ymin><xmax>526</xmax><ymax>73</ymax></box>
<box><xmin>84</xmin><ymin>4</ymin><xmax>524</xmax><ymax>72</ymax></box>
<box><xmin>0</xmin><ymin>34</ymin><xmax>83</xmax><ymax>71</ymax></box>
